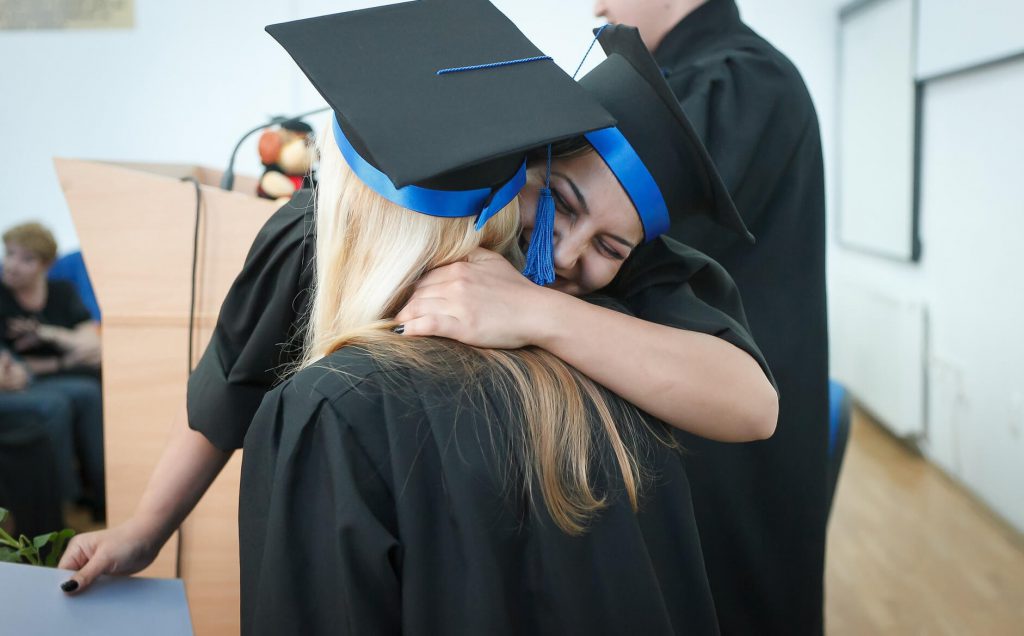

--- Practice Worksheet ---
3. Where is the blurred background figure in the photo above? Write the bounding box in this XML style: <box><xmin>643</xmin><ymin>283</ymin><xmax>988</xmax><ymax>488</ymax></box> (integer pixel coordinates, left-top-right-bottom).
<box><xmin>594</xmin><ymin>1</ymin><xmax>829</xmax><ymax>633</ymax></box>
<box><xmin>0</xmin><ymin>345</ymin><xmax>65</xmax><ymax>537</ymax></box>
<box><xmin>0</xmin><ymin>222</ymin><xmax>104</xmax><ymax>524</ymax></box>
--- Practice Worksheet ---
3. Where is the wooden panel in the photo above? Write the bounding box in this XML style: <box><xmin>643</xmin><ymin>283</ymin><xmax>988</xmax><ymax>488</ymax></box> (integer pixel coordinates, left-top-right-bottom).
<box><xmin>101</xmin><ymin>323</ymin><xmax>189</xmax><ymax>578</ymax></box>
<box><xmin>59</xmin><ymin>159</ymin><xmax>279</xmax><ymax>636</ymax></box>
<box><xmin>179</xmin><ymin>454</ymin><xmax>243</xmax><ymax>636</ymax></box>
<box><xmin>55</xmin><ymin>158</ymin><xmax>277</xmax><ymax>321</ymax></box>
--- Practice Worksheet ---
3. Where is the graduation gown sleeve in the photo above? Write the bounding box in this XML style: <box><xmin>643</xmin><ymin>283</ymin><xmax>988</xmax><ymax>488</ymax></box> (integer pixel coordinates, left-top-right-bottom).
<box><xmin>239</xmin><ymin>377</ymin><xmax>401</xmax><ymax>636</ymax></box>
<box><xmin>610</xmin><ymin>236</ymin><xmax>775</xmax><ymax>387</ymax></box>
<box><xmin>662</xmin><ymin>49</ymin><xmax>819</xmax><ymax>249</ymax></box>
<box><xmin>186</xmin><ymin>189</ymin><xmax>315</xmax><ymax>451</ymax></box>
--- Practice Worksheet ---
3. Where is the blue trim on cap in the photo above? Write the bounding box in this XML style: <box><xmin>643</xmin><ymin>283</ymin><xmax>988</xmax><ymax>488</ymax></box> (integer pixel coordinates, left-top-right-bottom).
<box><xmin>436</xmin><ymin>55</ymin><xmax>552</xmax><ymax>76</ymax></box>
<box><xmin>332</xmin><ymin>114</ymin><xmax>525</xmax><ymax>227</ymax></box>
<box><xmin>584</xmin><ymin>127</ymin><xmax>670</xmax><ymax>242</ymax></box>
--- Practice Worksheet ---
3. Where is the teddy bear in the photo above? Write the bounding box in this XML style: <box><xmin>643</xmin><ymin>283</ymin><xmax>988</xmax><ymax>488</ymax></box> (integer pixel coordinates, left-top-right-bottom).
<box><xmin>257</xmin><ymin>119</ymin><xmax>317</xmax><ymax>201</ymax></box>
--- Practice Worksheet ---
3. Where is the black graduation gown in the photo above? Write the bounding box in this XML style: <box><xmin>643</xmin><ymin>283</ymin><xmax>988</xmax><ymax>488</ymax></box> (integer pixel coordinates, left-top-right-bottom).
<box><xmin>187</xmin><ymin>190</ymin><xmax>772</xmax><ymax>452</ymax></box>
<box><xmin>639</xmin><ymin>1</ymin><xmax>831</xmax><ymax>633</ymax></box>
<box><xmin>239</xmin><ymin>345</ymin><xmax>720</xmax><ymax>636</ymax></box>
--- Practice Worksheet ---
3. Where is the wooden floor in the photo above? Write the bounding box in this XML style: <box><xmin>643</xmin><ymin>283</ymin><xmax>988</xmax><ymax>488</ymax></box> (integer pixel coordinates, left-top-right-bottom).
<box><xmin>826</xmin><ymin>409</ymin><xmax>1024</xmax><ymax>635</ymax></box>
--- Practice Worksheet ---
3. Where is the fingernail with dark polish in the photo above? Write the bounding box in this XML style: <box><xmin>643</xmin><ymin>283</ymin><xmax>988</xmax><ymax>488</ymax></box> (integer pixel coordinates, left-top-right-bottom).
<box><xmin>61</xmin><ymin>579</ymin><xmax>79</xmax><ymax>593</ymax></box>
<box><xmin>392</xmin><ymin>325</ymin><xmax>405</xmax><ymax>335</ymax></box>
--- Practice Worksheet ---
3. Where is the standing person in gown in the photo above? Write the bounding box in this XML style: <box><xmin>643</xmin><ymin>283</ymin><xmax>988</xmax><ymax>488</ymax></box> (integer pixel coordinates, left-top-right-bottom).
<box><xmin>57</xmin><ymin>3</ymin><xmax>779</xmax><ymax>599</ymax></box>
<box><xmin>592</xmin><ymin>1</ymin><xmax>830</xmax><ymax>633</ymax></box>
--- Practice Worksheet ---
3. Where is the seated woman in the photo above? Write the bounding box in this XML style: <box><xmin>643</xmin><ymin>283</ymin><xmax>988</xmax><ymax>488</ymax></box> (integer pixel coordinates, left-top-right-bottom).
<box><xmin>1</xmin><ymin>222</ymin><xmax>104</xmax><ymax>519</ymax></box>
<box><xmin>241</xmin><ymin>10</ymin><xmax>719</xmax><ymax>627</ymax></box>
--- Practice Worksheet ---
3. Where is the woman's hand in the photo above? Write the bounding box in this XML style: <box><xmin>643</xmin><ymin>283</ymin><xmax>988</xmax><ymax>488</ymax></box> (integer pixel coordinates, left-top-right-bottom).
<box><xmin>61</xmin><ymin>337</ymin><xmax>102</xmax><ymax>369</ymax></box>
<box><xmin>394</xmin><ymin>248</ymin><xmax>554</xmax><ymax>349</ymax></box>
<box><xmin>6</xmin><ymin>318</ymin><xmax>42</xmax><ymax>352</ymax></box>
<box><xmin>0</xmin><ymin>350</ymin><xmax>30</xmax><ymax>391</ymax></box>
<box><xmin>57</xmin><ymin>517</ymin><xmax>167</xmax><ymax>594</ymax></box>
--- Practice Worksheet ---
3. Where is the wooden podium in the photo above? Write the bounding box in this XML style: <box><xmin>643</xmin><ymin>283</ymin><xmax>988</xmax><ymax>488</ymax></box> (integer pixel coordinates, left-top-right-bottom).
<box><xmin>55</xmin><ymin>159</ymin><xmax>281</xmax><ymax>636</ymax></box>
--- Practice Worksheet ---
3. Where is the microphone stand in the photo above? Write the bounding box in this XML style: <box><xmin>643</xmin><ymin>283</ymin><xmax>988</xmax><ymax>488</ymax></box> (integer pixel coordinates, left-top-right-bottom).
<box><xmin>219</xmin><ymin>106</ymin><xmax>331</xmax><ymax>191</ymax></box>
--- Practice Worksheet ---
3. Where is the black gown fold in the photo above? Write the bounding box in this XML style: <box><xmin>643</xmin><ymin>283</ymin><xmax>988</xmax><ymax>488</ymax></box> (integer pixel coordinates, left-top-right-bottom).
<box><xmin>649</xmin><ymin>1</ymin><xmax>830</xmax><ymax>633</ymax></box>
<box><xmin>240</xmin><ymin>346</ymin><xmax>721</xmax><ymax>636</ymax></box>
<box><xmin>187</xmin><ymin>190</ymin><xmax>315</xmax><ymax>451</ymax></box>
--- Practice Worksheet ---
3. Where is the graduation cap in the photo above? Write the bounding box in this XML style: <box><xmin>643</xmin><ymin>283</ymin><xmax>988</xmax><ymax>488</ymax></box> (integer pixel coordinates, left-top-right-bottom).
<box><xmin>265</xmin><ymin>0</ymin><xmax>616</xmax><ymax>242</ymax></box>
<box><xmin>578</xmin><ymin>24</ymin><xmax>753</xmax><ymax>244</ymax></box>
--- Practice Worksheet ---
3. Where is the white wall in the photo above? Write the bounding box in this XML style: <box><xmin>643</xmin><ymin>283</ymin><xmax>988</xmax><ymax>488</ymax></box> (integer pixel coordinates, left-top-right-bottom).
<box><xmin>771</xmin><ymin>0</ymin><xmax>1024</xmax><ymax>533</ymax></box>
<box><xmin>2</xmin><ymin>0</ymin><xmax>295</xmax><ymax>251</ymax></box>
<box><xmin>0</xmin><ymin>0</ymin><xmax>600</xmax><ymax>252</ymax></box>
<box><xmin>739</xmin><ymin>1</ymin><xmax>1024</xmax><ymax>532</ymax></box>
<box><xmin>919</xmin><ymin>59</ymin><xmax>1024</xmax><ymax>530</ymax></box>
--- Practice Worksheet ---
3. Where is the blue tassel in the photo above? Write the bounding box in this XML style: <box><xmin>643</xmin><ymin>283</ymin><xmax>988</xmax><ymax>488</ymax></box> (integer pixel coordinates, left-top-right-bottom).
<box><xmin>522</xmin><ymin>186</ymin><xmax>556</xmax><ymax>286</ymax></box>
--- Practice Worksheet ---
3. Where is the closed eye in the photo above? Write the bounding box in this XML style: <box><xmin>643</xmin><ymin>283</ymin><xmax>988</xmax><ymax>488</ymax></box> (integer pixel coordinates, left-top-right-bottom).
<box><xmin>596</xmin><ymin>238</ymin><xmax>625</xmax><ymax>261</ymax></box>
<box><xmin>552</xmin><ymin>190</ymin><xmax>576</xmax><ymax>220</ymax></box>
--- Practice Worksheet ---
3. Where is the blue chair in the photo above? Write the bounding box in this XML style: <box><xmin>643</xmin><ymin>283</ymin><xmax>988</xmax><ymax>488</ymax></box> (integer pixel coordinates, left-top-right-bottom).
<box><xmin>827</xmin><ymin>379</ymin><xmax>852</xmax><ymax>512</ymax></box>
<box><xmin>47</xmin><ymin>251</ymin><xmax>101</xmax><ymax>322</ymax></box>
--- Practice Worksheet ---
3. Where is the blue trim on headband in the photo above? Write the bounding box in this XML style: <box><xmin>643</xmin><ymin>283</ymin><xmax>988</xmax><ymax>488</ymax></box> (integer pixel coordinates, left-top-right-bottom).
<box><xmin>584</xmin><ymin>127</ymin><xmax>670</xmax><ymax>242</ymax></box>
<box><xmin>332</xmin><ymin>114</ymin><xmax>525</xmax><ymax>227</ymax></box>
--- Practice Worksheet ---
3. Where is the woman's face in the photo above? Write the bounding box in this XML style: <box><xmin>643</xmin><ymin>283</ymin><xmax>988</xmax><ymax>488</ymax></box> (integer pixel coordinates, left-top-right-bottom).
<box><xmin>518</xmin><ymin>151</ymin><xmax>643</xmax><ymax>296</ymax></box>
<box><xmin>1</xmin><ymin>241</ymin><xmax>48</xmax><ymax>291</ymax></box>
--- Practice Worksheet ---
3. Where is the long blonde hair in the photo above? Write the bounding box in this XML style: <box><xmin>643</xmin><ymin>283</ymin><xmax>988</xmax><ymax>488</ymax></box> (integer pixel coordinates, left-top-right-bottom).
<box><xmin>303</xmin><ymin>121</ymin><xmax>650</xmax><ymax>535</ymax></box>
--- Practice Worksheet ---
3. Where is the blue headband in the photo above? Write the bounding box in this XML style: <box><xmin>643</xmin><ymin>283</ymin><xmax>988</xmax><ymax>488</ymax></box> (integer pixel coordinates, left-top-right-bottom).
<box><xmin>584</xmin><ymin>127</ymin><xmax>670</xmax><ymax>242</ymax></box>
<box><xmin>332</xmin><ymin>114</ymin><xmax>526</xmax><ymax>230</ymax></box>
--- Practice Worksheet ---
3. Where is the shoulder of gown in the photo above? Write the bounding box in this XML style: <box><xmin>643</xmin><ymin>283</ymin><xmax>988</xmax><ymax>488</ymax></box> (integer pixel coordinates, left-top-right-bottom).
<box><xmin>186</xmin><ymin>188</ymin><xmax>316</xmax><ymax>451</ymax></box>
<box><xmin>611</xmin><ymin>236</ymin><xmax>775</xmax><ymax>388</ymax></box>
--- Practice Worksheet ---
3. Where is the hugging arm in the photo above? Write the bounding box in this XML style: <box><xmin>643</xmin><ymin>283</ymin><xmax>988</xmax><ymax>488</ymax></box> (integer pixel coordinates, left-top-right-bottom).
<box><xmin>396</xmin><ymin>244</ymin><xmax>777</xmax><ymax>442</ymax></box>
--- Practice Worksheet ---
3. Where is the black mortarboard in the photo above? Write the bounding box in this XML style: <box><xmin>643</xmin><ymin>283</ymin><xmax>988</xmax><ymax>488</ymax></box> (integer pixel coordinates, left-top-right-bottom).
<box><xmin>265</xmin><ymin>0</ymin><xmax>615</xmax><ymax>203</ymax></box>
<box><xmin>578</xmin><ymin>24</ymin><xmax>753</xmax><ymax>243</ymax></box>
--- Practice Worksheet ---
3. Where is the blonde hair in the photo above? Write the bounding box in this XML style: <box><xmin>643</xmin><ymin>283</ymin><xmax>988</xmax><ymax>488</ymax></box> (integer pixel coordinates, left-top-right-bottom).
<box><xmin>3</xmin><ymin>222</ymin><xmax>58</xmax><ymax>263</ymax></box>
<box><xmin>302</xmin><ymin>122</ymin><xmax>651</xmax><ymax>534</ymax></box>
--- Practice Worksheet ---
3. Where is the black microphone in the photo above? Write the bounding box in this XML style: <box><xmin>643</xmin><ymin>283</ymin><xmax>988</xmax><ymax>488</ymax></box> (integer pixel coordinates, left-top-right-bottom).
<box><xmin>219</xmin><ymin>106</ymin><xmax>331</xmax><ymax>191</ymax></box>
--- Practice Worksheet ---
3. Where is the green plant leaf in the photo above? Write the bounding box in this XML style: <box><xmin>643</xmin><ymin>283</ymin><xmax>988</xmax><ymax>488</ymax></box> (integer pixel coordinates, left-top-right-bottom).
<box><xmin>44</xmin><ymin>529</ymin><xmax>76</xmax><ymax>567</ymax></box>
<box><xmin>0</xmin><ymin>546</ymin><xmax>20</xmax><ymax>563</ymax></box>
<box><xmin>0</xmin><ymin>515</ymin><xmax>18</xmax><ymax>547</ymax></box>
<box><xmin>15</xmin><ymin>545</ymin><xmax>40</xmax><ymax>566</ymax></box>
<box><xmin>33</xmin><ymin>532</ymin><xmax>56</xmax><ymax>550</ymax></box>
<box><xmin>0</xmin><ymin>528</ymin><xmax>18</xmax><ymax>549</ymax></box>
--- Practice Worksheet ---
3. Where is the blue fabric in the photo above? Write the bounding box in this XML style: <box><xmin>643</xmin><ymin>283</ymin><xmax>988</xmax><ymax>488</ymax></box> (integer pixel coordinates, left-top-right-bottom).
<box><xmin>584</xmin><ymin>127</ymin><xmax>670</xmax><ymax>241</ymax></box>
<box><xmin>522</xmin><ymin>187</ymin><xmax>556</xmax><ymax>286</ymax></box>
<box><xmin>332</xmin><ymin>115</ymin><xmax>525</xmax><ymax>228</ymax></box>
<box><xmin>828</xmin><ymin>380</ymin><xmax>847</xmax><ymax>457</ymax></box>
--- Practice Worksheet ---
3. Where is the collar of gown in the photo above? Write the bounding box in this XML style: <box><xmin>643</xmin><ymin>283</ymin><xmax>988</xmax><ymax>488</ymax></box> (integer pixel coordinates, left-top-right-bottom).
<box><xmin>653</xmin><ymin>0</ymin><xmax>742</xmax><ymax>66</ymax></box>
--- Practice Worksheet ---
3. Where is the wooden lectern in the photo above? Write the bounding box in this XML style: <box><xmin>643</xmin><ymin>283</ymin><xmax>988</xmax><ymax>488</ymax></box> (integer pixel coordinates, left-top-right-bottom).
<box><xmin>55</xmin><ymin>159</ymin><xmax>281</xmax><ymax>636</ymax></box>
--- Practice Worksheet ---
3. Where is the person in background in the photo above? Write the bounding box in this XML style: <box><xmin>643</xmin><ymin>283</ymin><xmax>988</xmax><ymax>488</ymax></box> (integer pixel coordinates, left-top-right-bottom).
<box><xmin>593</xmin><ymin>1</ymin><xmax>830</xmax><ymax>634</ymax></box>
<box><xmin>0</xmin><ymin>345</ymin><xmax>65</xmax><ymax>535</ymax></box>
<box><xmin>1</xmin><ymin>222</ymin><xmax>105</xmax><ymax>521</ymax></box>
